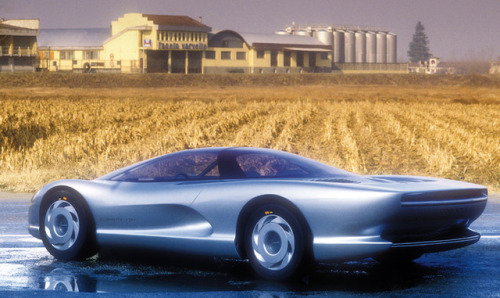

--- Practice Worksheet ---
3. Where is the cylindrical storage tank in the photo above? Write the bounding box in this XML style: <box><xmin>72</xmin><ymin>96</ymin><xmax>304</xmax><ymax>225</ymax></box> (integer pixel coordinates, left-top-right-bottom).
<box><xmin>366</xmin><ymin>31</ymin><xmax>376</xmax><ymax>63</ymax></box>
<box><xmin>355</xmin><ymin>31</ymin><xmax>366</xmax><ymax>63</ymax></box>
<box><xmin>294</xmin><ymin>30</ymin><xmax>311</xmax><ymax>36</ymax></box>
<box><xmin>333</xmin><ymin>30</ymin><xmax>345</xmax><ymax>63</ymax></box>
<box><xmin>314</xmin><ymin>30</ymin><xmax>333</xmax><ymax>46</ymax></box>
<box><xmin>376</xmin><ymin>32</ymin><xmax>387</xmax><ymax>63</ymax></box>
<box><xmin>386</xmin><ymin>33</ymin><xmax>397</xmax><ymax>63</ymax></box>
<box><xmin>344</xmin><ymin>31</ymin><xmax>355</xmax><ymax>63</ymax></box>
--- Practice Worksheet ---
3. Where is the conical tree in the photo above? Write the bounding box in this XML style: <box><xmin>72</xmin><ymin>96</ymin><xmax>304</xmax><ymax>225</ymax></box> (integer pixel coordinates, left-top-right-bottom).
<box><xmin>408</xmin><ymin>21</ymin><xmax>432</xmax><ymax>62</ymax></box>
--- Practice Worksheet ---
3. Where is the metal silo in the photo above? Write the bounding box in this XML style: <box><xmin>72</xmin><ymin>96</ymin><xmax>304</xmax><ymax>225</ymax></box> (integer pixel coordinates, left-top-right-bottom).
<box><xmin>366</xmin><ymin>31</ymin><xmax>376</xmax><ymax>63</ymax></box>
<box><xmin>344</xmin><ymin>31</ymin><xmax>355</xmax><ymax>63</ymax></box>
<box><xmin>315</xmin><ymin>30</ymin><xmax>333</xmax><ymax>46</ymax></box>
<box><xmin>355</xmin><ymin>31</ymin><xmax>366</xmax><ymax>63</ymax></box>
<box><xmin>333</xmin><ymin>30</ymin><xmax>345</xmax><ymax>63</ymax></box>
<box><xmin>386</xmin><ymin>33</ymin><xmax>397</xmax><ymax>63</ymax></box>
<box><xmin>376</xmin><ymin>32</ymin><xmax>387</xmax><ymax>63</ymax></box>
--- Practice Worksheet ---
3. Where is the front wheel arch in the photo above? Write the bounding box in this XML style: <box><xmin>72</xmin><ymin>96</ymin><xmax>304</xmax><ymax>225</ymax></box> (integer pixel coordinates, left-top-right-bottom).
<box><xmin>235</xmin><ymin>195</ymin><xmax>313</xmax><ymax>260</ymax></box>
<box><xmin>40</xmin><ymin>187</ymin><xmax>98</xmax><ymax>259</ymax></box>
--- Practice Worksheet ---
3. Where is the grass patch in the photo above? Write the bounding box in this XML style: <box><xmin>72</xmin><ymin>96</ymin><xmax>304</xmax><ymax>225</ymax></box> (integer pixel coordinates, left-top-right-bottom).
<box><xmin>0</xmin><ymin>73</ymin><xmax>499</xmax><ymax>192</ymax></box>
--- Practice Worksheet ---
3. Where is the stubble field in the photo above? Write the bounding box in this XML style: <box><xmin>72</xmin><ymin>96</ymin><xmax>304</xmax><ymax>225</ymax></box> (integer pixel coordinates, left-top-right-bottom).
<box><xmin>0</xmin><ymin>73</ymin><xmax>499</xmax><ymax>192</ymax></box>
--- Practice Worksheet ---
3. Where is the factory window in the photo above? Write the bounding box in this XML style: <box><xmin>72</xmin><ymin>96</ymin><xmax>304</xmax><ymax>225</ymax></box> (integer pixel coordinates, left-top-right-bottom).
<box><xmin>221</xmin><ymin>51</ymin><xmax>231</xmax><ymax>60</ymax></box>
<box><xmin>270</xmin><ymin>51</ymin><xmax>278</xmax><ymax>67</ymax></box>
<box><xmin>257</xmin><ymin>50</ymin><xmax>265</xmax><ymax>59</ymax></box>
<box><xmin>321</xmin><ymin>52</ymin><xmax>329</xmax><ymax>60</ymax></box>
<box><xmin>83</xmin><ymin>51</ymin><xmax>99</xmax><ymax>60</ymax></box>
<box><xmin>236</xmin><ymin>52</ymin><xmax>246</xmax><ymax>60</ymax></box>
<box><xmin>284</xmin><ymin>52</ymin><xmax>291</xmax><ymax>67</ymax></box>
<box><xmin>309</xmin><ymin>52</ymin><xmax>316</xmax><ymax>67</ymax></box>
<box><xmin>296</xmin><ymin>52</ymin><xmax>304</xmax><ymax>67</ymax></box>
<box><xmin>59</xmin><ymin>51</ymin><xmax>74</xmax><ymax>60</ymax></box>
<box><xmin>205</xmin><ymin>51</ymin><xmax>216</xmax><ymax>59</ymax></box>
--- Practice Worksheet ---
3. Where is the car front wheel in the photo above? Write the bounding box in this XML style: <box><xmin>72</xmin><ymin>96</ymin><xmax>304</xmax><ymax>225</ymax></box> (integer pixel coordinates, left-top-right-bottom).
<box><xmin>245</xmin><ymin>204</ymin><xmax>305</xmax><ymax>280</ymax></box>
<box><xmin>40</xmin><ymin>190</ymin><xmax>96</xmax><ymax>260</ymax></box>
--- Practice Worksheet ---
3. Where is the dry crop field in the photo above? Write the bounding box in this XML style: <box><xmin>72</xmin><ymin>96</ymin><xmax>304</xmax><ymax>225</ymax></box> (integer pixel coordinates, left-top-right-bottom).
<box><xmin>0</xmin><ymin>73</ymin><xmax>499</xmax><ymax>192</ymax></box>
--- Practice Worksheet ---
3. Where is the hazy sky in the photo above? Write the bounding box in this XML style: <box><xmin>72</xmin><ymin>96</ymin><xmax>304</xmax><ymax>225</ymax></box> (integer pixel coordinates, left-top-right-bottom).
<box><xmin>2</xmin><ymin>0</ymin><xmax>500</xmax><ymax>61</ymax></box>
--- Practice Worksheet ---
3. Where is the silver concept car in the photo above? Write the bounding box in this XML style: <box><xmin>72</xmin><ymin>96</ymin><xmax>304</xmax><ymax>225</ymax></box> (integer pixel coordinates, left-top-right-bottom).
<box><xmin>28</xmin><ymin>147</ymin><xmax>488</xmax><ymax>280</ymax></box>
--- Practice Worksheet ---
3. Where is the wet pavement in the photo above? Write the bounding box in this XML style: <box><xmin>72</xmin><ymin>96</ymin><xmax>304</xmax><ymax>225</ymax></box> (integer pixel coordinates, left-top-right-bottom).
<box><xmin>1</xmin><ymin>194</ymin><xmax>499</xmax><ymax>296</ymax></box>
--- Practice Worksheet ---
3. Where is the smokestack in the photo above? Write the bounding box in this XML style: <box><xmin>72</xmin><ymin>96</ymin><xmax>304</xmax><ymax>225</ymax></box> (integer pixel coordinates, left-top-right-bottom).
<box><xmin>199</xmin><ymin>16</ymin><xmax>202</xmax><ymax>24</ymax></box>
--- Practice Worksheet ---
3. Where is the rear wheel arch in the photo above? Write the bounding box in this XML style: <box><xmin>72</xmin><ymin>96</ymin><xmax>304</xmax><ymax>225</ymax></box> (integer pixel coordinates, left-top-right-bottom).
<box><xmin>235</xmin><ymin>195</ymin><xmax>313</xmax><ymax>259</ymax></box>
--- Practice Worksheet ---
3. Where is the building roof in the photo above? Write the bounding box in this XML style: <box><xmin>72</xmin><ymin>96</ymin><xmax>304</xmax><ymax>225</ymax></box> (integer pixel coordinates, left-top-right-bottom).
<box><xmin>0</xmin><ymin>21</ymin><xmax>39</xmax><ymax>36</ymax></box>
<box><xmin>38</xmin><ymin>28</ymin><xmax>110</xmax><ymax>50</ymax></box>
<box><xmin>143</xmin><ymin>14</ymin><xmax>207</xmax><ymax>27</ymax></box>
<box><xmin>239</xmin><ymin>32</ymin><xmax>329</xmax><ymax>48</ymax></box>
<box><xmin>210</xmin><ymin>30</ymin><xmax>331</xmax><ymax>50</ymax></box>
<box><xmin>143</xmin><ymin>14</ymin><xmax>211</xmax><ymax>32</ymax></box>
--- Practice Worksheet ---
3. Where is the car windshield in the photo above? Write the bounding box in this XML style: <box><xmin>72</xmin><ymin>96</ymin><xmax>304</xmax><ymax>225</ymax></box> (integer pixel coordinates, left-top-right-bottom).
<box><xmin>107</xmin><ymin>148</ymin><xmax>358</xmax><ymax>182</ymax></box>
<box><xmin>110</xmin><ymin>151</ymin><xmax>219</xmax><ymax>181</ymax></box>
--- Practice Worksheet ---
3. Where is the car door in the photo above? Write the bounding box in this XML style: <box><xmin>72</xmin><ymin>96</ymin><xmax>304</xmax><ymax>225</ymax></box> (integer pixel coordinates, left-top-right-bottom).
<box><xmin>94</xmin><ymin>151</ymin><xmax>219</xmax><ymax>238</ymax></box>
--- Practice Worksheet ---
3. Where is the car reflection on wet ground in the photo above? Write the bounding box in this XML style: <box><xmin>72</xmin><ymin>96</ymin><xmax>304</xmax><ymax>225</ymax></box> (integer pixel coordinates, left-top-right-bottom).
<box><xmin>1</xmin><ymin>195</ymin><xmax>499</xmax><ymax>296</ymax></box>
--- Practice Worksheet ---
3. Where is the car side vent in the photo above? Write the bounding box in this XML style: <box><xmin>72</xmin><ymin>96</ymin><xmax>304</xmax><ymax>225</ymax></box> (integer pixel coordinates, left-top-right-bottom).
<box><xmin>313</xmin><ymin>178</ymin><xmax>359</xmax><ymax>184</ymax></box>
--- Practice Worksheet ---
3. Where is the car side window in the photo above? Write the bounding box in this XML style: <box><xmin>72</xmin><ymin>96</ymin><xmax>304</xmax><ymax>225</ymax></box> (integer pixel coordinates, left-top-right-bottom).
<box><xmin>114</xmin><ymin>152</ymin><xmax>218</xmax><ymax>181</ymax></box>
<box><xmin>236</xmin><ymin>153</ymin><xmax>309</xmax><ymax>178</ymax></box>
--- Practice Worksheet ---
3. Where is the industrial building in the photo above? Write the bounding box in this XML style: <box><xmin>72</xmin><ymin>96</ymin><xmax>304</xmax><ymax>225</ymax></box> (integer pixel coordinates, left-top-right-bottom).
<box><xmin>35</xmin><ymin>13</ymin><xmax>406</xmax><ymax>74</ymax></box>
<box><xmin>280</xmin><ymin>24</ymin><xmax>405</xmax><ymax>73</ymax></box>
<box><xmin>0</xmin><ymin>18</ymin><xmax>39</xmax><ymax>72</ymax></box>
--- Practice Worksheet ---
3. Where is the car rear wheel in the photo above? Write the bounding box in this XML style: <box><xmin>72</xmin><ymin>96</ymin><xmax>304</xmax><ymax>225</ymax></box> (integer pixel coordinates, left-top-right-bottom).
<box><xmin>40</xmin><ymin>190</ymin><xmax>97</xmax><ymax>260</ymax></box>
<box><xmin>245</xmin><ymin>204</ymin><xmax>305</xmax><ymax>280</ymax></box>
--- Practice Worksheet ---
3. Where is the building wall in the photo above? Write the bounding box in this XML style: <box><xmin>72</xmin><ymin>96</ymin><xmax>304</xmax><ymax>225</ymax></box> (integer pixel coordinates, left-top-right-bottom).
<box><xmin>203</xmin><ymin>43</ymin><xmax>251</xmax><ymax>73</ymax></box>
<box><xmin>104</xmin><ymin>30</ymin><xmax>143</xmax><ymax>72</ymax></box>
<box><xmin>111</xmin><ymin>13</ymin><xmax>154</xmax><ymax>36</ymax></box>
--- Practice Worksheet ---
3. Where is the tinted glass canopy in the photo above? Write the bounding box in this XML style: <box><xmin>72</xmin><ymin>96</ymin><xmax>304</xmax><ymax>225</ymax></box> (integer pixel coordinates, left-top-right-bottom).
<box><xmin>106</xmin><ymin>147</ymin><xmax>356</xmax><ymax>182</ymax></box>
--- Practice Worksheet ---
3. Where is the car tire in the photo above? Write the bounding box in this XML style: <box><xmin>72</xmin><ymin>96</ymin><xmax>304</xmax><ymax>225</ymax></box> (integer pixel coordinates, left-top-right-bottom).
<box><xmin>40</xmin><ymin>190</ymin><xmax>97</xmax><ymax>260</ymax></box>
<box><xmin>244</xmin><ymin>204</ymin><xmax>305</xmax><ymax>280</ymax></box>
